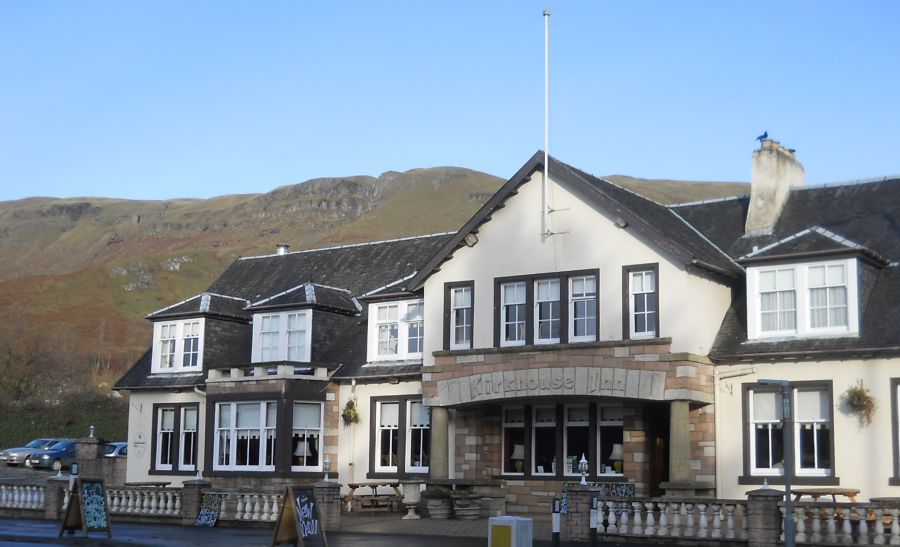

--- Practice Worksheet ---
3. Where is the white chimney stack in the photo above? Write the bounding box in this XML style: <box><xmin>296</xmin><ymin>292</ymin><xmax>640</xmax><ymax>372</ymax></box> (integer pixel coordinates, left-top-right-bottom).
<box><xmin>276</xmin><ymin>243</ymin><xmax>290</xmax><ymax>256</ymax></box>
<box><xmin>744</xmin><ymin>139</ymin><xmax>805</xmax><ymax>236</ymax></box>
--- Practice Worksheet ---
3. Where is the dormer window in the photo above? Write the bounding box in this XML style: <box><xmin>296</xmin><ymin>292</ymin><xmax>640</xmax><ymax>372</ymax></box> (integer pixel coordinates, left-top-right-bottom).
<box><xmin>367</xmin><ymin>299</ymin><xmax>424</xmax><ymax>361</ymax></box>
<box><xmin>747</xmin><ymin>258</ymin><xmax>858</xmax><ymax>340</ymax></box>
<box><xmin>251</xmin><ymin>310</ymin><xmax>312</xmax><ymax>363</ymax></box>
<box><xmin>151</xmin><ymin>319</ymin><xmax>205</xmax><ymax>373</ymax></box>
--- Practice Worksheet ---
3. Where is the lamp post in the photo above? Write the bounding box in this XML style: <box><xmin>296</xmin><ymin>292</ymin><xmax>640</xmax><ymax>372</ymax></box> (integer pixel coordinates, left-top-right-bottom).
<box><xmin>759</xmin><ymin>379</ymin><xmax>794</xmax><ymax>547</ymax></box>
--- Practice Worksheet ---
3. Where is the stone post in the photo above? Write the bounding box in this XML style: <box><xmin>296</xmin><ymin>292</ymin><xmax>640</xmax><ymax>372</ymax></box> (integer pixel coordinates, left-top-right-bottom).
<box><xmin>660</xmin><ymin>400</ymin><xmax>714</xmax><ymax>497</ymax></box>
<box><xmin>74</xmin><ymin>437</ymin><xmax>103</xmax><ymax>480</ymax></box>
<box><xmin>429</xmin><ymin>407</ymin><xmax>450</xmax><ymax>479</ymax></box>
<box><xmin>314</xmin><ymin>481</ymin><xmax>341</xmax><ymax>531</ymax></box>
<box><xmin>44</xmin><ymin>476</ymin><xmax>70</xmax><ymax>521</ymax></box>
<box><xmin>181</xmin><ymin>479</ymin><xmax>211</xmax><ymax>525</ymax></box>
<box><xmin>746</xmin><ymin>488</ymin><xmax>785</xmax><ymax>547</ymax></box>
<box><xmin>560</xmin><ymin>486</ymin><xmax>601</xmax><ymax>543</ymax></box>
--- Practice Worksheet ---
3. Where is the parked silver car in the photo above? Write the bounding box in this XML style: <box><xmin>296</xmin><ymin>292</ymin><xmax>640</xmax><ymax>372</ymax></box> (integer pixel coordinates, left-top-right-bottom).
<box><xmin>0</xmin><ymin>438</ymin><xmax>62</xmax><ymax>466</ymax></box>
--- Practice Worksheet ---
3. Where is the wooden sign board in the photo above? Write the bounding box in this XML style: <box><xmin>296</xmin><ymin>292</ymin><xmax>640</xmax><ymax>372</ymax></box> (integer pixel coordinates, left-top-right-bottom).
<box><xmin>59</xmin><ymin>478</ymin><xmax>112</xmax><ymax>538</ymax></box>
<box><xmin>272</xmin><ymin>486</ymin><xmax>327</xmax><ymax>547</ymax></box>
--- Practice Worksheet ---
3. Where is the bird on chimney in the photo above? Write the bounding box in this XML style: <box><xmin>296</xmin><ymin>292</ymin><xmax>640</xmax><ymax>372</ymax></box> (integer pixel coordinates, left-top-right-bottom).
<box><xmin>756</xmin><ymin>131</ymin><xmax>768</xmax><ymax>142</ymax></box>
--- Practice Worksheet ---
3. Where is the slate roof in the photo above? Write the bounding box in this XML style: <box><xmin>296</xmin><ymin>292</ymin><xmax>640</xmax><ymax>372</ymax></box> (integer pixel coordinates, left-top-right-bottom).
<box><xmin>671</xmin><ymin>177</ymin><xmax>900</xmax><ymax>361</ymax></box>
<box><xmin>116</xmin><ymin>233</ymin><xmax>453</xmax><ymax>390</ymax></box>
<box><xmin>147</xmin><ymin>292</ymin><xmax>251</xmax><ymax>321</ymax></box>
<box><xmin>247</xmin><ymin>283</ymin><xmax>361</xmax><ymax>315</ymax></box>
<box><xmin>409</xmin><ymin>151</ymin><xmax>741</xmax><ymax>290</ymax></box>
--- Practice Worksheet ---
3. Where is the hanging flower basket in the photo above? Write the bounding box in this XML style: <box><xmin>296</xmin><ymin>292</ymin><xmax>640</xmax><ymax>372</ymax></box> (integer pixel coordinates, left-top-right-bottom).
<box><xmin>845</xmin><ymin>379</ymin><xmax>876</xmax><ymax>425</ymax></box>
<box><xmin>341</xmin><ymin>400</ymin><xmax>359</xmax><ymax>425</ymax></box>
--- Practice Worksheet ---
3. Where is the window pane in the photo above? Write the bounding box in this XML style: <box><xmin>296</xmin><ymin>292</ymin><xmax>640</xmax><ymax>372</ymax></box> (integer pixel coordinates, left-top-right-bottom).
<box><xmin>161</xmin><ymin>408</ymin><xmax>175</xmax><ymax>430</ymax></box>
<box><xmin>409</xmin><ymin>402</ymin><xmax>430</xmax><ymax>427</ymax></box>
<box><xmin>752</xmin><ymin>391</ymin><xmax>782</xmax><ymax>421</ymax></box>
<box><xmin>453</xmin><ymin>287</ymin><xmax>472</xmax><ymax>308</ymax></box>
<box><xmin>293</xmin><ymin>403</ymin><xmax>321</xmax><ymax>429</ymax></box>
<box><xmin>796</xmin><ymin>390</ymin><xmax>828</xmax><ymax>421</ymax></box>
<box><xmin>183</xmin><ymin>407</ymin><xmax>198</xmax><ymax>430</ymax></box>
<box><xmin>236</xmin><ymin>403</ymin><xmax>260</xmax><ymax>428</ymax></box>
<box><xmin>380</xmin><ymin>402</ymin><xmax>399</xmax><ymax>427</ymax></box>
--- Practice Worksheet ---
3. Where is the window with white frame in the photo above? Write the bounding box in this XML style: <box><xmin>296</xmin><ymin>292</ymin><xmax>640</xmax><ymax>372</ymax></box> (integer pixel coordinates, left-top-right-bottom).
<box><xmin>407</xmin><ymin>302</ymin><xmax>424</xmax><ymax>354</ymax></box>
<box><xmin>407</xmin><ymin>401</ymin><xmax>430</xmax><ymax>473</ymax></box>
<box><xmin>533</xmin><ymin>406</ymin><xmax>557</xmax><ymax>475</ymax></box>
<box><xmin>251</xmin><ymin>311</ymin><xmax>311</xmax><ymax>363</ymax></box>
<box><xmin>214</xmin><ymin>401</ymin><xmax>277</xmax><ymax>471</ymax></box>
<box><xmin>748</xmin><ymin>389</ymin><xmax>785</xmax><ymax>475</ymax></box>
<box><xmin>153</xmin><ymin>319</ymin><xmax>205</xmax><ymax>373</ymax></box>
<box><xmin>376</xmin><ymin>402</ymin><xmax>400</xmax><ymax>472</ymax></box>
<box><xmin>156</xmin><ymin>407</ymin><xmax>175</xmax><ymax>471</ymax></box>
<box><xmin>795</xmin><ymin>388</ymin><xmax>831</xmax><ymax>475</ymax></box>
<box><xmin>367</xmin><ymin>300</ymin><xmax>424</xmax><ymax>361</ymax></box>
<box><xmin>501</xmin><ymin>282</ymin><xmax>527</xmax><ymax>346</ymax></box>
<box><xmin>449</xmin><ymin>285</ymin><xmax>473</xmax><ymax>350</ymax></box>
<box><xmin>747</xmin><ymin>259</ymin><xmax>858</xmax><ymax>340</ymax></box>
<box><xmin>743</xmin><ymin>383</ymin><xmax>833</xmax><ymax>480</ymax></box>
<box><xmin>759</xmin><ymin>269</ymin><xmax>797</xmax><ymax>334</ymax></box>
<box><xmin>569</xmin><ymin>275</ymin><xmax>597</xmax><ymax>342</ymax></box>
<box><xmin>564</xmin><ymin>406</ymin><xmax>590</xmax><ymax>476</ymax></box>
<box><xmin>628</xmin><ymin>269</ymin><xmax>658</xmax><ymax>339</ymax></box>
<box><xmin>152</xmin><ymin>403</ymin><xmax>198</xmax><ymax>473</ymax></box>
<box><xmin>179</xmin><ymin>407</ymin><xmax>198</xmax><ymax>471</ymax></box>
<box><xmin>535</xmin><ymin>279</ymin><xmax>561</xmax><ymax>344</ymax></box>
<box><xmin>502</xmin><ymin>407</ymin><xmax>525</xmax><ymax>475</ymax></box>
<box><xmin>292</xmin><ymin>402</ymin><xmax>323</xmax><ymax>471</ymax></box>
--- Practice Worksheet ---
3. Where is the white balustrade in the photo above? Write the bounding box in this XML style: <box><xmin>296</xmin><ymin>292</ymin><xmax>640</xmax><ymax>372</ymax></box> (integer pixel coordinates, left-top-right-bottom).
<box><xmin>0</xmin><ymin>484</ymin><xmax>45</xmax><ymax>510</ymax></box>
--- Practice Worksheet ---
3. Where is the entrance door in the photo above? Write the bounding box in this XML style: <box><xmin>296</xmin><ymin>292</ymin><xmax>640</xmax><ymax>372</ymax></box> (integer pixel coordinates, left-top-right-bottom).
<box><xmin>646</xmin><ymin>402</ymin><xmax>669</xmax><ymax>497</ymax></box>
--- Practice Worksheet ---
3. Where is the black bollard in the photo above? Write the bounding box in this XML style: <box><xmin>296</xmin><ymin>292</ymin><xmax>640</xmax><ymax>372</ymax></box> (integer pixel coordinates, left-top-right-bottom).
<box><xmin>589</xmin><ymin>496</ymin><xmax>598</xmax><ymax>547</ymax></box>
<box><xmin>552</xmin><ymin>498</ymin><xmax>561</xmax><ymax>547</ymax></box>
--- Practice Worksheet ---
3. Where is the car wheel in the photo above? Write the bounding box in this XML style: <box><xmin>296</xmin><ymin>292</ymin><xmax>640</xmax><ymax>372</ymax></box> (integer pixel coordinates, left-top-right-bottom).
<box><xmin>51</xmin><ymin>459</ymin><xmax>63</xmax><ymax>472</ymax></box>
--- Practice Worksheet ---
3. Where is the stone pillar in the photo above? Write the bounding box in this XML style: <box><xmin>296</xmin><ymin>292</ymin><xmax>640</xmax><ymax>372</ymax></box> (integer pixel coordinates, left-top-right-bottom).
<box><xmin>746</xmin><ymin>488</ymin><xmax>785</xmax><ymax>547</ymax></box>
<box><xmin>429</xmin><ymin>407</ymin><xmax>450</xmax><ymax>479</ymax></box>
<box><xmin>314</xmin><ymin>481</ymin><xmax>341</xmax><ymax>531</ymax></box>
<box><xmin>560</xmin><ymin>486</ymin><xmax>601</xmax><ymax>543</ymax></box>
<box><xmin>660</xmin><ymin>400</ymin><xmax>714</xmax><ymax>497</ymax></box>
<box><xmin>181</xmin><ymin>479</ymin><xmax>211</xmax><ymax>525</ymax></box>
<box><xmin>74</xmin><ymin>437</ymin><xmax>104</xmax><ymax>480</ymax></box>
<box><xmin>44</xmin><ymin>476</ymin><xmax>69</xmax><ymax>521</ymax></box>
<box><xmin>669</xmin><ymin>400</ymin><xmax>691</xmax><ymax>482</ymax></box>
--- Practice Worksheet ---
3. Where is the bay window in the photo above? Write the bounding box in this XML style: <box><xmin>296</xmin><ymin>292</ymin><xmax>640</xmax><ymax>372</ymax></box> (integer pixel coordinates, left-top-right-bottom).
<box><xmin>747</xmin><ymin>259</ymin><xmax>858</xmax><ymax>340</ymax></box>
<box><xmin>500</xmin><ymin>403</ymin><xmax>624</xmax><ymax>478</ymax></box>
<box><xmin>153</xmin><ymin>319</ymin><xmax>204</xmax><ymax>373</ymax></box>
<box><xmin>367</xmin><ymin>300</ymin><xmax>424</xmax><ymax>361</ymax></box>
<box><xmin>292</xmin><ymin>402</ymin><xmax>323</xmax><ymax>471</ymax></box>
<box><xmin>214</xmin><ymin>401</ymin><xmax>277</xmax><ymax>471</ymax></box>
<box><xmin>251</xmin><ymin>311</ymin><xmax>311</xmax><ymax>363</ymax></box>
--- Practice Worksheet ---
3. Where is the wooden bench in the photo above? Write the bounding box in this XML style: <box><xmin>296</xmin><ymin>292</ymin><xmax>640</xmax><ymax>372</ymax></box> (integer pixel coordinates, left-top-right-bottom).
<box><xmin>345</xmin><ymin>482</ymin><xmax>402</xmax><ymax>513</ymax></box>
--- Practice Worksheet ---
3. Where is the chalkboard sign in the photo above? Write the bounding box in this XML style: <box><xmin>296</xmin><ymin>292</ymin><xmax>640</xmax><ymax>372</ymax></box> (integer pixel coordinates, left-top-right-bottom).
<box><xmin>195</xmin><ymin>493</ymin><xmax>224</xmax><ymax>527</ymax></box>
<box><xmin>59</xmin><ymin>478</ymin><xmax>112</xmax><ymax>538</ymax></box>
<box><xmin>272</xmin><ymin>486</ymin><xmax>327</xmax><ymax>547</ymax></box>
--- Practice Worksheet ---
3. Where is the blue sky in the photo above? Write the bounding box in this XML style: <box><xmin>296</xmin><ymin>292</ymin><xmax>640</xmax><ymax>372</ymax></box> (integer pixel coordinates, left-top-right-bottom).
<box><xmin>1</xmin><ymin>1</ymin><xmax>898</xmax><ymax>201</ymax></box>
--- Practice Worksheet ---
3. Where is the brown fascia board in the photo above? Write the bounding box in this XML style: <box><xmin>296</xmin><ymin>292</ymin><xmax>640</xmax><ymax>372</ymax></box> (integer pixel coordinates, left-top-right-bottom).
<box><xmin>407</xmin><ymin>150</ymin><xmax>546</xmax><ymax>291</ymax></box>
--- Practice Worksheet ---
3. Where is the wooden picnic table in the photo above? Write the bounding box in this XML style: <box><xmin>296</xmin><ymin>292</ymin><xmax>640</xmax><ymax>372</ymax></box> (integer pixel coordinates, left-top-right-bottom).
<box><xmin>345</xmin><ymin>482</ymin><xmax>402</xmax><ymax>513</ymax></box>
<box><xmin>792</xmin><ymin>487</ymin><xmax>859</xmax><ymax>503</ymax></box>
